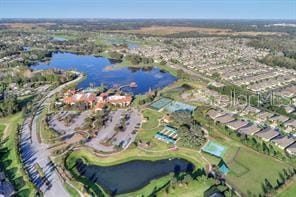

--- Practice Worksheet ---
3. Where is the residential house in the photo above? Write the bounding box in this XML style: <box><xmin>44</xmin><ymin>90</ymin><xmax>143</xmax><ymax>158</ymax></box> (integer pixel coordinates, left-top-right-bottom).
<box><xmin>283</xmin><ymin>119</ymin><xmax>296</xmax><ymax>132</ymax></box>
<box><xmin>225</xmin><ymin>120</ymin><xmax>249</xmax><ymax>131</ymax></box>
<box><xmin>206</xmin><ymin>109</ymin><xmax>225</xmax><ymax>120</ymax></box>
<box><xmin>214</xmin><ymin>114</ymin><xmax>235</xmax><ymax>124</ymax></box>
<box><xmin>271</xmin><ymin>135</ymin><xmax>295</xmax><ymax>149</ymax></box>
<box><xmin>270</xmin><ymin>115</ymin><xmax>289</xmax><ymax>125</ymax></box>
<box><xmin>238</xmin><ymin>123</ymin><xmax>262</xmax><ymax>135</ymax></box>
<box><xmin>241</xmin><ymin>106</ymin><xmax>261</xmax><ymax>115</ymax></box>
<box><xmin>286</xmin><ymin>142</ymin><xmax>296</xmax><ymax>155</ymax></box>
<box><xmin>256</xmin><ymin>111</ymin><xmax>275</xmax><ymax>121</ymax></box>
<box><xmin>255</xmin><ymin>127</ymin><xmax>280</xmax><ymax>142</ymax></box>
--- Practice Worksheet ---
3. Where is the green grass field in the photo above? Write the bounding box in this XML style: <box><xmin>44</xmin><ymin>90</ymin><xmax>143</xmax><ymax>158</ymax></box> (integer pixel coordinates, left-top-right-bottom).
<box><xmin>141</xmin><ymin>108</ymin><xmax>163</xmax><ymax>131</ymax></box>
<box><xmin>0</xmin><ymin>113</ymin><xmax>36</xmax><ymax>196</ymax></box>
<box><xmin>158</xmin><ymin>177</ymin><xmax>214</xmax><ymax>197</ymax></box>
<box><xmin>119</xmin><ymin>175</ymin><xmax>172</xmax><ymax>197</ymax></box>
<box><xmin>277</xmin><ymin>178</ymin><xmax>296</xmax><ymax>197</ymax></box>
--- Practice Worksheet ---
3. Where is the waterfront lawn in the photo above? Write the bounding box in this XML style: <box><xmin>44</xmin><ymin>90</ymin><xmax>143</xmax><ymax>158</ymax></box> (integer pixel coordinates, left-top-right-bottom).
<box><xmin>0</xmin><ymin>113</ymin><xmax>36</xmax><ymax>196</ymax></box>
<box><xmin>158</xmin><ymin>177</ymin><xmax>214</xmax><ymax>197</ymax></box>
<box><xmin>119</xmin><ymin>175</ymin><xmax>172</xmax><ymax>197</ymax></box>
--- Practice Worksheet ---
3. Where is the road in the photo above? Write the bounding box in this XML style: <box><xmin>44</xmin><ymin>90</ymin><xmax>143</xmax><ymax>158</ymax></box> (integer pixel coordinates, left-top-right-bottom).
<box><xmin>20</xmin><ymin>73</ymin><xmax>83</xmax><ymax>197</ymax></box>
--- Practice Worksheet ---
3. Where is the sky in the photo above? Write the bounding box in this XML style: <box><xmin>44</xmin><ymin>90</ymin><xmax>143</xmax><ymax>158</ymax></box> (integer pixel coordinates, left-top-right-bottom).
<box><xmin>0</xmin><ymin>0</ymin><xmax>295</xmax><ymax>19</ymax></box>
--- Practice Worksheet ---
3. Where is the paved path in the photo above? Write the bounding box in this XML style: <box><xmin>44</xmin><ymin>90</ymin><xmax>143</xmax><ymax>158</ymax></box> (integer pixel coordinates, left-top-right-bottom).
<box><xmin>20</xmin><ymin>73</ymin><xmax>83</xmax><ymax>197</ymax></box>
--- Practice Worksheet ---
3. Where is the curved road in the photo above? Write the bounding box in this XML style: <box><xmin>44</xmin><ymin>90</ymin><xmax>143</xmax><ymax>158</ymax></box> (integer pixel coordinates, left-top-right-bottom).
<box><xmin>20</xmin><ymin>73</ymin><xmax>83</xmax><ymax>197</ymax></box>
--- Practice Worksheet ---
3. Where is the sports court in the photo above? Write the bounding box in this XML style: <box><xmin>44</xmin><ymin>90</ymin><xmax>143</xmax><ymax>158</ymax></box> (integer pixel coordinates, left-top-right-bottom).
<box><xmin>154</xmin><ymin>125</ymin><xmax>178</xmax><ymax>144</ymax></box>
<box><xmin>164</xmin><ymin>101</ymin><xmax>196</xmax><ymax>113</ymax></box>
<box><xmin>201</xmin><ymin>141</ymin><xmax>226</xmax><ymax>158</ymax></box>
<box><xmin>149</xmin><ymin>97</ymin><xmax>173</xmax><ymax>110</ymax></box>
<box><xmin>218</xmin><ymin>160</ymin><xmax>230</xmax><ymax>174</ymax></box>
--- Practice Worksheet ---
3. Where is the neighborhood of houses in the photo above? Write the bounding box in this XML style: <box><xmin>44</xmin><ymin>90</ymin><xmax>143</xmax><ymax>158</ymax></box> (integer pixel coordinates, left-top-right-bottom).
<box><xmin>128</xmin><ymin>37</ymin><xmax>296</xmax><ymax>113</ymax></box>
<box><xmin>207</xmin><ymin>109</ymin><xmax>296</xmax><ymax>155</ymax></box>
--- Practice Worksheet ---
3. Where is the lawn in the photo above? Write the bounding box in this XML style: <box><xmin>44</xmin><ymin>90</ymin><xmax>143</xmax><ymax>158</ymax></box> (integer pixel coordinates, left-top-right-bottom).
<box><xmin>157</xmin><ymin>177</ymin><xmax>214</xmax><ymax>197</ymax></box>
<box><xmin>119</xmin><ymin>175</ymin><xmax>172</xmax><ymax>197</ymax></box>
<box><xmin>36</xmin><ymin>101</ymin><xmax>59</xmax><ymax>144</ymax></box>
<box><xmin>0</xmin><ymin>113</ymin><xmax>36</xmax><ymax>196</ymax></box>
<box><xmin>277</xmin><ymin>178</ymin><xmax>296</xmax><ymax>197</ymax></box>
<box><xmin>0</xmin><ymin>124</ymin><xmax>5</xmax><ymax>134</ymax></box>
<box><xmin>141</xmin><ymin>108</ymin><xmax>163</xmax><ymax>131</ymax></box>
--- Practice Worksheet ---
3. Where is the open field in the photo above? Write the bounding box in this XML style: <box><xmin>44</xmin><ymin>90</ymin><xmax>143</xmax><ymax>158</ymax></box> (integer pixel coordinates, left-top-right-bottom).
<box><xmin>0</xmin><ymin>113</ymin><xmax>36</xmax><ymax>196</ymax></box>
<box><xmin>108</xmin><ymin>26</ymin><xmax>288</xmax><ymax>36</ymax></box>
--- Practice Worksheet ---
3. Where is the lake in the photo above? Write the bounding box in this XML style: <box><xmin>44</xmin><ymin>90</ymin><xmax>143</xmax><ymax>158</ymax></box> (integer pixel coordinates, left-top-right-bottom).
<box><xmin>76</xmin><ymin>158</ymin><xmax>194</xmax><ymax>195</ymax></box>
<box><xmin>32</xmin><ymin>52</ymin><xmax>176</xmax><ymax>94</ymax></box>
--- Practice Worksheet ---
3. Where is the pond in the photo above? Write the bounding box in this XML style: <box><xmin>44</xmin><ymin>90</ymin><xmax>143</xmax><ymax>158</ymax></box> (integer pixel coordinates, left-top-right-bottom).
<box><xmin>76</xmin><ymin>158</ymin><xmax>194</xmax><ymax>195</ymax></box>
<box><xmin>32</xmin><ymin>52</ymin><xmax>176</xmax><ymax>94</ymax></box>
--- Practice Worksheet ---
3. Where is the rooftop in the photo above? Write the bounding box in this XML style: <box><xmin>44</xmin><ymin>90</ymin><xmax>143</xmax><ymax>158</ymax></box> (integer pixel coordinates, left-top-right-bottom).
<box><xmin>255</xmin><ymin>127</ymin><xmax>280</xmax><ymax>141</ymax></box>
<box><xmin>238</xmin><ymin>123</ymin><xmax>262</xmax><ymax>135</ymax></box>
<box><xmin>271</xmin><ymin>135</ymin><xmax>295</xmax><ymax>149</ymax></box>
<box><xmin>215</xmin><ymin>114</ymin><xmax>235</xmax><ymax>124</ymax></box>
<box><xmin>226</xmin><ymin>120</ymin><xmax>249</xmax><ymax>131</ymax></box>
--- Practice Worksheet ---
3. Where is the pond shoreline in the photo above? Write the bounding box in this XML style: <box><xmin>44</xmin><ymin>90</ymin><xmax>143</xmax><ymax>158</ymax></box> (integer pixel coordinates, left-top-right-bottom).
<box><xmin>70</xmin><ymin>155</ymin><xmax>195</xmax><ymax>195</ymax></box>
<box><xmin>31</xmin><ymin>52</ymin><xmax>177</xmax><ymax>95</ymax></box>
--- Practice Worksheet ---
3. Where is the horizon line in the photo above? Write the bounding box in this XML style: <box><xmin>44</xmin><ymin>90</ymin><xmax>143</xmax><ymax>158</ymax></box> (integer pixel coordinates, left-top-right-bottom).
<box><xmin>1</xmin><ymin>17</ymin><xmax>296</xmax><ymax>21</ymax></box>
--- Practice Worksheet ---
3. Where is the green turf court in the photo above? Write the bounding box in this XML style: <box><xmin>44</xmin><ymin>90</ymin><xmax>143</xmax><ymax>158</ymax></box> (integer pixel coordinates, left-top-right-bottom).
<box><xmin>202</xmin><ymin>141</ymin><xmax>226</xmax><ymax>158</ymax></box>
<box><xmin>165</xmin><ymin>101</ymin><xmax>196</xmax><ymax>113</ymax></box>
<box><xmin>149</xmin><ymin>97</ymin><xmax>173</xmax><ymax>110</ymax></box>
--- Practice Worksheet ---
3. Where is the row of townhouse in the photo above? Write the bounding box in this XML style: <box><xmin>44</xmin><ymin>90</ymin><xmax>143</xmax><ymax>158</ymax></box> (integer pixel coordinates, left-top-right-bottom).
<box><xmin>207</xmin><ymin>109</ymin><xmax>296</xmax><ymax>155</ymax></box>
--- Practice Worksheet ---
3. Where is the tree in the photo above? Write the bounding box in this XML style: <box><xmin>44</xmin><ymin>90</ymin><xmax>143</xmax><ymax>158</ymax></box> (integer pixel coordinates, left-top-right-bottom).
<box><xmin>264</xmin><ymin>178</ymin><xmax>273</xmax><ymax>193</ymax></box>
<box><xmin>108</xmin><ymin>51</ymin><xmax>123</xmax><ymax>60</ymax></box>
<box><xmin>183</xmin><ymin>174</ymin><xmax>193</xmax><ymax>185</ymax></box>
<box><xmin>170</xmin><ymin>177</ymin><xmax>178</xmax><ymax>188</ymax></box>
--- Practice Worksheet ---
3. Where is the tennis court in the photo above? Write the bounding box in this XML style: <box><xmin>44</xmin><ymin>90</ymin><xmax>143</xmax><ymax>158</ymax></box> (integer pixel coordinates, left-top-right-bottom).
<box><xmin>165</xmin><ymin>101</ymin><xmax>196</xmax><ymax>113</ymax></box>
<box><xmin>202</xmin><ymin>141</ymin><xmax>226</xmax><ymax>158</ymax></box>
<box><xmin>149</xmin><ymin>97</ymin><xmax>173</xmax><ymax>110</ymax></box>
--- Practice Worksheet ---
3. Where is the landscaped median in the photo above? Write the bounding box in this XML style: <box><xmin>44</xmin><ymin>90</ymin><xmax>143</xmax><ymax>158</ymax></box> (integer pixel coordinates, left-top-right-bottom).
<box><xmin>0</xmin><ymin>113</ymin><xmax>36</xmax><ymax>196</ymax></box>
<box><xmin>64</xmin><ymin>146</ymin><xmax>206</xmax><ymax>196</ymax></box>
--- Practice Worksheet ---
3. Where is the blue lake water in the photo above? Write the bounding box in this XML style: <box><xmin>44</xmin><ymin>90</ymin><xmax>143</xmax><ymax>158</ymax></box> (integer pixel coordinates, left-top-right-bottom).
<box><xmin>32</xmin><ymin>52</ymin><xmax>176</xmax><ymax>94</ymax></box>
<box><xmin>76</xmin><ymin>158</ymin><xmax>194</xmax><ymax>195</ymax></box>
